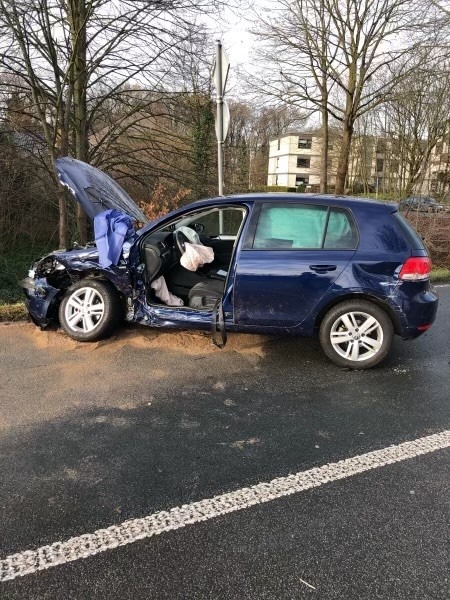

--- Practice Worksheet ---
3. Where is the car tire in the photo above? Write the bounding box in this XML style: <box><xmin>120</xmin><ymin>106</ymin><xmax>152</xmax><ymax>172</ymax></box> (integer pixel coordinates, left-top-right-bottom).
<box><xmin>59</xmin><ymin>279</ymin><xmax>121</xmax><ymax>342</ymax></box>
<box><xmin>319</xmin><ymin>300</ymin><xmax>394</xmax><ymax>369</ymax></box>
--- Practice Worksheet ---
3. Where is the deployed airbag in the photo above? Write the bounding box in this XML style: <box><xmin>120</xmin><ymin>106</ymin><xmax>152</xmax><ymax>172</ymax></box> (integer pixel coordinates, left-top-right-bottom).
<box><xmin>150</xmin><ymin>276</ymin><xmax>184</xmax><ymax>306</ymax></box>
<box><xmin>180</xmin><ymin>243</ymin><xmax>214</xmax><ymax>272</ymax></box>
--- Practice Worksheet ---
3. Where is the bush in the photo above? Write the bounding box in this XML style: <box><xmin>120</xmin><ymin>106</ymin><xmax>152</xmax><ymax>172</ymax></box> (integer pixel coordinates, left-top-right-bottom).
<box><xmin>253</xmin><ymin>185</ymin><xmax>298</xmax><ymax>193</ymax></box>
<box><xmin>0</xmin><ymin>244</ymin><xmax>52</xmax><ymax>304</ymax></box>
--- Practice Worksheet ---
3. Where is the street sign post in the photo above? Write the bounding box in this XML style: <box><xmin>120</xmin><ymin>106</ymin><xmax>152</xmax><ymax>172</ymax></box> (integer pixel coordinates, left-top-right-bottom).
<box><xmin>212</xmin><ymin>40</ymin><xmax>230</xmax><ymax>201</ymax></box>
<box><xmin>215</xmin><ymin>99</ymin><xmax>230</xmax><ymax>143</ymax></box>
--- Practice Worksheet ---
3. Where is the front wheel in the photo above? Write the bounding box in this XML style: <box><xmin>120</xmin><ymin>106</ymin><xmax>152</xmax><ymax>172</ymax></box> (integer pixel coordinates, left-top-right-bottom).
<box><xmin>59</xmin><ymin>279</ymin><xmax>121</xmax><ymax>341</ymax></box>
<box><xmin>319</xmin><ymin>300</ymin><xmax>394</xmax><ymax>369</ymax></box>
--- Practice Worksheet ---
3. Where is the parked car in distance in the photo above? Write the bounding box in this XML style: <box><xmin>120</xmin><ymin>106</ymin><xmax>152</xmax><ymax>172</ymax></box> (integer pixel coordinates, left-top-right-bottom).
<box><xmin>22</xmin><ymin>158</ymin><xmax>439</xmax><ymax>369</ymax></box>
<box><xmin>399</xmin><ymin>196</ymin><xmax>444</xmax><ymax>213</ymax></box>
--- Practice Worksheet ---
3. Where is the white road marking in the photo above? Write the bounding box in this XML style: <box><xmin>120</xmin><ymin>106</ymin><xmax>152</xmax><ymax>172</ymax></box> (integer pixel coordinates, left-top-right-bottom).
<box><xmin>1</xmin><ymin>430</ymin><xmax>449</xmax><ymax>583</ymax></box>
<box><xmin>434</xmin><ymin>283</ymin><xmax>450</xmax><ymax>288</ymax></box>
<box><xmin>299</xmin><ymin>578</ymin><xmax>316</xmax><ymax>590</ymax></box>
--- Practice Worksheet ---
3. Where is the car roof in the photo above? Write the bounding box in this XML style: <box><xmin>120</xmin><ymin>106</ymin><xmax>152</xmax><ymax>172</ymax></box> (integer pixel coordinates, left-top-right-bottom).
<box><xmin>137</xmin><ymin>192</ymin><xmax>398</xmax><ymax>237</ymax></box>
<box><xmin>192</xmin><ymin>192</ymin><xmax>396</xmax><ymax>212</ymax></box>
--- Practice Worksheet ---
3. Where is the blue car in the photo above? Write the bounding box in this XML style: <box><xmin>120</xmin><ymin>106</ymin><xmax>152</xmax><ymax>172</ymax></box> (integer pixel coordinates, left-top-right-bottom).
<box><xmin>21</xmin><ymin>158</ymin><xmax>438</xmax><ymax>369</ymax></box>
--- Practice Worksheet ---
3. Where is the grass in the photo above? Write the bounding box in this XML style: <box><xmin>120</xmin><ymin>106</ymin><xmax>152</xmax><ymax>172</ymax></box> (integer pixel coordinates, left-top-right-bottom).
<box><xmin>430</xmin><ymin>268</ymin><xmax>450</xmax><ymax>282</ymax></box>
<box><xmin>0</xmin><ymin>246</ymin><xmax>53</xmax><ymax>322</ymax></box>
<box><xmin>0</xmin><ymin>245</ymin><xmax>51</xmax><ymax>305</ymax></box>
<box><xmin>0</xmin><ymin>302</ymin><xmax>28</xmax><ymax>322</ymax></box>
<box><xmin>0</xmin><ymin>244</ymin><xmax>52</xmax><ymax>321</ymax></box>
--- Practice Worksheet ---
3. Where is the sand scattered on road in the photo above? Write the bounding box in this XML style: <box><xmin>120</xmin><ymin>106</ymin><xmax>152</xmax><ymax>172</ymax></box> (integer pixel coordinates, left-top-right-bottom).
<box><xmin>25</xmin><ymin>323</ymin><xmax>269</xmax><ymax>357</ymax></box>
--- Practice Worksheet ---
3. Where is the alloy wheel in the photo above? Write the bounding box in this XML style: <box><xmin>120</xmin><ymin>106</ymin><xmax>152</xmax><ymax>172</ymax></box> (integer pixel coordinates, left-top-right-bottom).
<box><xmin>64</xmin><ymin>286</ymin><xmax>105</xmax><ymax>333</ymax></box>
<box><xmin>329</xmin><ymin>311</ymin><xmax>383</xmax><ymax>362</ymax></box>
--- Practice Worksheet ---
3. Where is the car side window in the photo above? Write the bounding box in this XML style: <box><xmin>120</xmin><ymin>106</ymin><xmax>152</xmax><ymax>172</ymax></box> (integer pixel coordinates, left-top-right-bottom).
<box><xmin>191</xmin><ymin>208</ymin><xmax>244</xmax><ymax>237</ymax></box>
<box><xmin>253</xmin><ymin>204</ymin><xmax>328</xmax><ymax>249</ymax></box>
<box><xmin>252</xmin><ymin>203</ymin><xmax>358</xmax><ymax>250</ymax></box>
<box><xmin>323</xmin><ymin>208</ymin><xmax>358</xmax><ymax>249</ymax></box>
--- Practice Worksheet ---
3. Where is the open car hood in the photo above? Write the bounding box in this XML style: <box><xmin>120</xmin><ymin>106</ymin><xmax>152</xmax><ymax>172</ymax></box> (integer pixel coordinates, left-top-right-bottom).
<box><xmin>55</xmin><ymin>157</ymin><xmax>148</xmax><ymax>223</ymax></box>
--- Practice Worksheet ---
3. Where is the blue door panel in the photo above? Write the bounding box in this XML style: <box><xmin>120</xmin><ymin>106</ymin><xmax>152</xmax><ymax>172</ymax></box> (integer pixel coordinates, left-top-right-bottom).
<box><xmin>234</xmin><ymin>250</ymin><xmax>355</xmax><ymax>328</ymax></box>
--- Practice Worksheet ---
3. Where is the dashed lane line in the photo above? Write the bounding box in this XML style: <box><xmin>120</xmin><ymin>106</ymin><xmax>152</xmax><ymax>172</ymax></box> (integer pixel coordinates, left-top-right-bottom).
<box><xmin>1</xmin><ymin>430</ymin><xmax>449</xmax><ymax>582</ymax></box>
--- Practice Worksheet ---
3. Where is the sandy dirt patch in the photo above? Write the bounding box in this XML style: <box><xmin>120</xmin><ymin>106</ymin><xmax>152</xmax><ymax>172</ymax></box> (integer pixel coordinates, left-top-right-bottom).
<box><xmin>24</xmin><ymin>323</ymin><xmax>270</xmax><ymax>358</ymax></box>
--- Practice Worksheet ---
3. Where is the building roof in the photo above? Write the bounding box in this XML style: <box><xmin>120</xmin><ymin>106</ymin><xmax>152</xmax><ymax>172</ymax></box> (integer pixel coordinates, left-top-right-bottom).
<box><xmin>269</xmin><ymin>131</ymin><xmax>316</xmax><ymax>143</ymax></box>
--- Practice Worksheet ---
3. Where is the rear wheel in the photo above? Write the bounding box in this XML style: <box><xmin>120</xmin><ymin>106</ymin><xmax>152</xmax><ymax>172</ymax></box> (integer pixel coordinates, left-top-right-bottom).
<box><xmin>59</xmin><ymin>279</ymin><xmax>121</xmax><ymax>341</ymax></box>
<box><xmin>319</xmin><ymin>300</ymin><xmax>394</xmax><ymax>369</ymax></box>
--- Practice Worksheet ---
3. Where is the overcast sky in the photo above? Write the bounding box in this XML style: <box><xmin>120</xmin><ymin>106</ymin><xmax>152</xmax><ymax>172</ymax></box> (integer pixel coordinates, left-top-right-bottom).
<box><xmin>212</xmin><ymin>7</ymin><xmax>254</xmax><ymax>67</ymax></box>
<box><xmin>200</xmin><ymin>2</ymin><xmax>263</xmax><ymax>98</ymax></box>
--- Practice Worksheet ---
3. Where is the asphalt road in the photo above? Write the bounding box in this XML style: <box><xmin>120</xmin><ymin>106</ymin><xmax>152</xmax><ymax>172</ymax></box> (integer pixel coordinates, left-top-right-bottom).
<box><xmin>0</xmin><ymin>286</ymin><xmax>449</xmax><ymax>599</ymax></box>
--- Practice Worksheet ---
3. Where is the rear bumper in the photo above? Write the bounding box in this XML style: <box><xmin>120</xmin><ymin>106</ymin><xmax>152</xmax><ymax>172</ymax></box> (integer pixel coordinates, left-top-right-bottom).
<box><xmin>21</xmin><ymin>277</ymin><xmax>61</xmax><ymax>327</ymax></box>
<box><xmin>393</xmin><ymin>286</ymin><xmax>439</xmax><ymax>339</ymax></box>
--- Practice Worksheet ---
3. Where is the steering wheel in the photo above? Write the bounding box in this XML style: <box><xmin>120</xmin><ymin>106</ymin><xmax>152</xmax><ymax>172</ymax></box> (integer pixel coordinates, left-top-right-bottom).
<box><xmin>173</xmin><ymin>230</ymin><xmax>190</xmax><ymax>257</ymax></box>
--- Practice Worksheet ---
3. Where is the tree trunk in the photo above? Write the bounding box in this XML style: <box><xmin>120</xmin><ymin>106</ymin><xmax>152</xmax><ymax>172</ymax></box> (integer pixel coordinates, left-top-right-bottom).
<box><xmin>69</xmin><ymin>0</ymin><xmax>88</xmax><ymax>244</ymax></box>
<box><xmin>320</xmin><ymin>104</ymin><xmax>328</xmax><ymax>194</ymax></box>
<box><xmin>58</xmin><ymin>187</ymin><xmax>68</xmax><ymax>248</ymax></box>
<box><xmin>335</xmin><ymin>120</ymin><xmax>353</xmax><ymax>194</ymax></box>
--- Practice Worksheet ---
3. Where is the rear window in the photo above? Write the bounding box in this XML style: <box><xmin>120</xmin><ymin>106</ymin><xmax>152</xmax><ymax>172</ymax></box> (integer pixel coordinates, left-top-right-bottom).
<box><xmin>323</xmin><ymin>208</ymin><xmax>358</xmax><ymax>249</ymax></box>
<box><xmin>392</xmin><ymin>212</ymin><xmax>425</xmax><ymax>250</ymax></box>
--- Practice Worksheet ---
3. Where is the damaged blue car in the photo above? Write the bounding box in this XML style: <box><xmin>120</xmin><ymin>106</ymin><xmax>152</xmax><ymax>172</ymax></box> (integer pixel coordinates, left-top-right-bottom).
<box><xmin>21</xmin><ymin>158</ymin><xmax>438</xmax><ymax>369</ymax></box>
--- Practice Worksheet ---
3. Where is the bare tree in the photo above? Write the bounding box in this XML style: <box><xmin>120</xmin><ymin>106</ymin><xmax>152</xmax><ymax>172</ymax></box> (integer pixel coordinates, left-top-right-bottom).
<box><xmin>430</xmin><ymin>0</ymin><xmax>450</xmax><ymax>17</ymax></box>
<box><xmin>0</xmin><ymin>0</ymin><xmax>223</xmax><ymax>246</ymax></box>
<box><xmin>253</xmin><ymin>0</ymin><xmax>334</xmax><ymax>192</ymax></box>
<box><xmin>385</xmin><ymin>66</ymin><xmax>450</xmax><ymax>195</ymax></box>
<box><xmin>254</xmin><ymin>0</ymin><xmax>447</xmax><ymax>194</ymax></box>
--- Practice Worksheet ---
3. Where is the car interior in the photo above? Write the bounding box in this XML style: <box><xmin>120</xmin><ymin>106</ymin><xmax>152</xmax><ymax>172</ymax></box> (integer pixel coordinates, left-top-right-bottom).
<box><xmin>140</xmin><ymin>206</ymin><xmax>247</xmax><ymax>310</ymax></box>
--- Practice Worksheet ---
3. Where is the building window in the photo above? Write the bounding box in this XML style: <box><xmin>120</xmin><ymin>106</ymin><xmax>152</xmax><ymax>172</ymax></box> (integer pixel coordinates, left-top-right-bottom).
<box><xmin>376</xmin><ymin>158</ymin><xmax>384</xmax><ymax>172</ymax></box>
<box><xmin>295</xmin><ymin>175</ymin><xmax>309</xmax><ymax>186</ymax></box>
<box><xmin>276</xmin><ymin>157</ymin><xmax>280</xmax><ymax>168</ymax></box>
<box><xmin>298</xmin><ymin>138</ymin><xmax>312</xmax><ymax>149</ymax></box>
<box><xmin>275</xmin><ymin>175</ymin><xmax>278</xmax><ymax>185</ymax></box>
<box><xmin>297</xmin><ymin>157</ymin><xmax>310</xmax><ymax>168</ymax></box>
<box><xmin>277</xmin><ymin>139</ymin><xmax>281</xmax><ymax>151</ymax></box>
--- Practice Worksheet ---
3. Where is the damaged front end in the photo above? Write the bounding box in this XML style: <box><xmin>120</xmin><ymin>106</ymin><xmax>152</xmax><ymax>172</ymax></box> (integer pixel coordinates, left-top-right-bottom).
<box><xmin>21</xmin><ymin>253</ymin><xmax>72</xmax><ymax>328</ymax></box>
<box><xmin>21</xmin><ymin>245</ymin><xmax>133</xmax><ymax>328</ymax></box>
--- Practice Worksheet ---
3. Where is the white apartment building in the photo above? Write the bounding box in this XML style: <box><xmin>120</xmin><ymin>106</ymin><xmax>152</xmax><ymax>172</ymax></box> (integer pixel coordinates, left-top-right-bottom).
<box><xmin>268</xmin><ymin>131</ymin><xmax>450</xmax><ymax>196</ymax></box>
<box><xmin>267</xmin><ymin>132</ymin><xmax>336</xmax><ymax>190</ymax></box>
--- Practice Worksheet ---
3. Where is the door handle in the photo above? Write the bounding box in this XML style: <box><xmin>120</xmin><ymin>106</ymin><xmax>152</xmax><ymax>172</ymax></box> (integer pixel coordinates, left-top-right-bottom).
<box><xmin>309</xmin><ymin>264</ymin><xmax>337</xmax><ymax>273</ymax></box>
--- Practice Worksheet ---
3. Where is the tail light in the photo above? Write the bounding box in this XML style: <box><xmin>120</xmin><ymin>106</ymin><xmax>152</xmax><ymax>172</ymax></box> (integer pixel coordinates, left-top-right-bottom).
<box><xmin>399</xmin><ymin>257</ymin><xmax>431</xmax><ymax>281</ymax></box>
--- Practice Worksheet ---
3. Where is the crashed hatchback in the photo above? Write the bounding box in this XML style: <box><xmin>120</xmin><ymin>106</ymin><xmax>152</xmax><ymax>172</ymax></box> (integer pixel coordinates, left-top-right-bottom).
<box><xmin>22</xmin><ymin>158</ymin><xmax>438</xmax><ymax>369</ymax></box>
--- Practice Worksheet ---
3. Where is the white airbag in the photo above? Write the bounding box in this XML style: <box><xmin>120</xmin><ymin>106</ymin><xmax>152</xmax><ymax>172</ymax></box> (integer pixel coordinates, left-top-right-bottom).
<box><xmin>180</xmin><ymin>243</ymin><xmax>214</xmax><ymax>272</ymax></box>
<box><xmin>150</xmin><ymin>276</ymin><xmax>184</xmax><ymax>306</ymax></box>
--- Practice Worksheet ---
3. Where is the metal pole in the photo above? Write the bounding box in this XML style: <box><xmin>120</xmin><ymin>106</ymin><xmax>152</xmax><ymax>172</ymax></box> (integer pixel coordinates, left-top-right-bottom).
<box><xmin>216</xmin><ymin>41</ymin><xmax>224</xmax><ymax>196</ymax></box>
<box><xmin>216</xmin><ymin>40</ymin><xmax>224</xmax><ymax>234</ymax></box>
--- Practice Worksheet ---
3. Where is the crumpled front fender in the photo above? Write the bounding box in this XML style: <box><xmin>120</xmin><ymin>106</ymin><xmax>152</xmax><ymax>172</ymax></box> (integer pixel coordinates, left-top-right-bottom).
<box><xmin>21</xmin><ymin>277</ymin><xmax>61</xmax><ymax>327</ymax></box>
